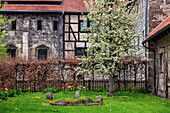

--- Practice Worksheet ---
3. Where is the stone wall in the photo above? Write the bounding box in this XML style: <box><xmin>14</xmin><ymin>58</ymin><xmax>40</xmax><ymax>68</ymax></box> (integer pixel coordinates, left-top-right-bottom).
<box><xmin>148</xmin><ymin>0</ymin><xmax>170</xmax><ymax>33</ymax></box>
<box><xmin>148</xmin><ymin>33</ymin><xmax>170</xmax><ymax>98</ymax></box>
<box><xmin>4</xmin><ymin>12</ymin><xmax>62</xmax><ymax>59</ymax></box>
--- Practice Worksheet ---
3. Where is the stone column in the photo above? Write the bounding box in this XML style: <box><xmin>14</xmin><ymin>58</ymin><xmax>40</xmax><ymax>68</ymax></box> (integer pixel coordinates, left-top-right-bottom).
<box><xmin>22</xmin><ymin>28</ymin><xmax>29</xmax><ymax>60</ymax></box>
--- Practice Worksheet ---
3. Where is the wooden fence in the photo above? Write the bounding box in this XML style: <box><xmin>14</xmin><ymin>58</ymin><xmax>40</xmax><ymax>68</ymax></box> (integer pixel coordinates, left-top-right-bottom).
<box><xmin>17</xmin><ymin>79</ymin><xmax>146</xmax><ymax>92</ymax></box>
<box><xmin>16</xmin><ymin>62</ymin><xmax>147</xmax><ymax>92</ymax></box>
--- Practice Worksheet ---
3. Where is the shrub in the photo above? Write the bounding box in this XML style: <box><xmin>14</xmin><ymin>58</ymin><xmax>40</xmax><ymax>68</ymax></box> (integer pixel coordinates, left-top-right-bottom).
<box><xmin>16</xmin><ymin>89</ymin><xmax>22</xmax><ymax>95</ymax></box>
<box><xmin>43</xmin><ymin>88</ymin><xmax>58</xmax><ymax>93</ymax></box>
<box><xmin>8</xmin><ymin>89</ymin><xmax>16</xmax><ymax>97</ymax></box>
<box><xmin>0</xmin><ymin>91</ymin><xmax>8</xmax><ymax>100</ymax></box>
<box><xmin>0</xmin><ymin>91</ymin><xmax>4</xmax><ymax>99</ymax></box>
<box><xmin>0</xmin><ymin>89</ymin><xmax>22</xmax><ymax>100</ymax></box>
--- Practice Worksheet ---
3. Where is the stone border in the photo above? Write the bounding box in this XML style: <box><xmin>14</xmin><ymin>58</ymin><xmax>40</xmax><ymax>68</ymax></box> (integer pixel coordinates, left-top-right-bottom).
<box><xmin>50</xmin><ymin>101</ymin><xmax>100</xmax><ymax>106</ymax></box>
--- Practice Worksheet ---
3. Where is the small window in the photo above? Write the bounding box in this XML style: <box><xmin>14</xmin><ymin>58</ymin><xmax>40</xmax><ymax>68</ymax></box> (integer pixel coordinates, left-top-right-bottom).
<box><xmin>76</xmin><ymin>47</ymin><xmax>86</xmax><ymax>56</ymax></box>
<box><xmin>37</xmin><ymin>20</ymin><xmax>42</xmax><ymax>30</ymax></box>
<box><xmin>12</xmin><ymin>20</ymin><xmax>16</xmax><ymax>30</ymax></box>
<box><xmin>90</xmin><ymin>22</ymin><xmax>93</xmax><ymax>28</ymax></box>
<box><xmin>160</xmin><ymin>53</ymin><xmax>164</xmax><ymax>72</ymax></box>
<box><xmin>38</xmin><ymin>49</ymin><xmax>47</xmax><ymax>60</ymax></box>
<box><xmin>80</xmin><ymin>21</ymin><xmax>86</xmax><ymax>32</ymax></box>
<box><xmin>7</xmin><ymin>49</ymin><xmax>16</xmax><ymax>58</ymax></box>
<box><xmin>53</xmin><ymin>21</ymin><xmax>58</xmax><ymax>30</ymax></box>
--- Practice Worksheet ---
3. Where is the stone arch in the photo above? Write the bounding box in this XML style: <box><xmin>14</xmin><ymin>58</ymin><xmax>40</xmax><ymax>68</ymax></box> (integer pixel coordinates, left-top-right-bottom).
<box><xmin>6</xmin><ymin>44</ymin><xmax>18</xmax><ymax>58</ymax></box>
<box><xmin>35</xmin><ymin>45</ymin><xmax>50</xmax><ymax>60</ymax></box>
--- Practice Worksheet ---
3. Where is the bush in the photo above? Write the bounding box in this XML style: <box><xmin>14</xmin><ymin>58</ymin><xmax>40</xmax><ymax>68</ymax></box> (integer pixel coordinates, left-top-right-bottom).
<box><xmin>0</xmin><ymin>89</ymin><xmax>22</xmax><ymax>100</ymax></box>
<box><xmin>16</xmin><ymin>89</ymin><xmax>22</xmax><ymax>95</ymax></box>
<box><xmin>0</xmin><ymin>91</ymin><xmax>4</xmax><ymax>99</ymax></box>
<box><xmin>8</xmin><ymin>89</ymin><xmax>16</xmax><ymax>97</ymax></box>
<box><xmin>43</xmin><ymin>88</ymin><xmax>58</xmax><ymax>93</ymax></box>
<box><xmin>0</xmin><ymin>91</ymin><xmax>8</xmax><ymax>100</ymax></box>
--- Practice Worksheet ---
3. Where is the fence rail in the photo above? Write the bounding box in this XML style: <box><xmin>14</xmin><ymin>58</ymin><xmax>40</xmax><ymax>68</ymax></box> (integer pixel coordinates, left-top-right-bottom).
<box><xmin>17</xmin><ymin>79</ymin><xmax>146</xmax><ymax>92</ymax></box>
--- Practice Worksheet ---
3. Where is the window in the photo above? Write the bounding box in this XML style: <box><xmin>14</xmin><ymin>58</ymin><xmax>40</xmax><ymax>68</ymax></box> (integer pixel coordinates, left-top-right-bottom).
<box><xmin>12</xmin><ymin>20</ymin><xmax>16</xmax><ymax>30</ymax></box>
<box><xmin>7</xmin><ymin>48</ymin><xmax>16</xmax><ymax>58</ymax></box>
<box><xmin>38</xmin><ymin>49</ymin><xmax>47</xmax><ymax>60</ymax></box>
<box><xmin>37</xmin><ymin>20</ymin><xmax>42</xmax><ymax>30</ymax></box>
<box><xmin>160</xmin><ymin>53</ymin><xmax>164</xmax><ymax>72</ymax></box>
<box><xmin>76</xmin><ymin>47</ymin><xmax>86</xmax><ymax>56</ymax></box>
<box><xmin>90</xmin><ymin>22</ymin><xmax>93</xmax><ymax>28</ymax></box>
<box><xmin>53</xmin><ymin>21</ymin><xmax>58</xmax><ymax>30</ymax></box>
<box><xmin>80</xmin><ymin>20</ymin><xmax>86</xmax><ymax>32</ymax></box>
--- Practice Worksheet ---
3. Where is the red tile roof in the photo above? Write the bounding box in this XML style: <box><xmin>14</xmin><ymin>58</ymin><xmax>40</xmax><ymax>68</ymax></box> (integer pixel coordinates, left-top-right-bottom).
<box><xmin>63</xmin><ymin>0</ymin><xmax>89</xmax><ymax>12</ymax></box>
<box><xmin>2</xmin><ymin>0</ymin><xmax>89</xmax><ymax>12</ymax></box>
<box><xmin>2</xmin><ymin>0</ymin><xmax>62</xmax><ymax>1</ymax></box>
<box><xmin>143</xmin><ymin>16</ymin><xmax>170</xmax><ymax>43</ymax></box>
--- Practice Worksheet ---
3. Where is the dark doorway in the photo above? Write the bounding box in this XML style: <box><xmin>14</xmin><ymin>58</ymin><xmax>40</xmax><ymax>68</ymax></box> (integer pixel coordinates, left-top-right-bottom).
<box><xmin>7</xmin><ymin>49</ymin><xmax>16</xmax><ymax>58</ymax></box>
<box><xmin>38</xmin><ymin>49</ymin><xmax>47</xmax><ymax>60</ymax></box>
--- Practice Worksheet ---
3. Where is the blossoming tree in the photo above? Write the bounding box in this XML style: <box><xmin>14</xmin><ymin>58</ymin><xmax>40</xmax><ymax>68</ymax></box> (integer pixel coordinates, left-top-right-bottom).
<box><xmin>77</xmin><ymin>0</ymin><xmax>142</xmax><ymax>97</ymax></box>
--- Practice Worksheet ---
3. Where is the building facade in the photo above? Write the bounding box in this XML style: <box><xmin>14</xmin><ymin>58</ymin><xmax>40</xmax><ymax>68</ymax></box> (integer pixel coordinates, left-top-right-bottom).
<box><xmin>148</xmin><ymin>0</ymin><xmax>170</xmax><ymax>33</ymax></box>
<box><xmin>1</xmin><ymin>0</ymin><xmax>147</xmax><ymax>81</ymax></box>
<box><xmin>143</xmin><ymin>16</ymin><xmax>170</xmax><ymax>98</ymax></box>
<box><xmin>2</xmin><ymin>0</ymin><xmax>89</xmax><ymax>60</ymax></box>
<box><xmin>141</xmin><ymin>0</ymin><xmax>170</xmax><ymax>98</ymax></box>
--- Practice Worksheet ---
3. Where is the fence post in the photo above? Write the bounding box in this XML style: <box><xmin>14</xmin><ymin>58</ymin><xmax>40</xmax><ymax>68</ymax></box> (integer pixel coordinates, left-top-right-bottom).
<box><xmin>15</xmin><ymin>65</ymin><xmax>18</xmax><ymax>89</ymax></box>
<box><xmin>104</xmin><ymin>80</ymin><xmax>106</xmax><ymax>90</ymax></box>
<box><xmin>145</xmin><ymin>63</ymin><xmax>148</xmax><ymax>92</ymax></box>
<box><xmin>134</xmin><ymin>65</ymin><xmax>137</xmax><ymax>87</ymax></box>
<box><xmin>88</xmin><ymin>80</ymin><xmax>91</xmax><ymax>91</ymax></box>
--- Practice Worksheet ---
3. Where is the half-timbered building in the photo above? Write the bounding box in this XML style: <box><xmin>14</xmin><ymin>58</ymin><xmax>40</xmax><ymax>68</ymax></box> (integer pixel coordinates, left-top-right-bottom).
<box><xmin>1</xmin><ymin>0</ymin><xmax>89</xmax><ymax>60</ymax></box>
<box><xmin>1</xmin><ymin>0</ymin><xmax>146</xmax><ymax>81</ymax></box>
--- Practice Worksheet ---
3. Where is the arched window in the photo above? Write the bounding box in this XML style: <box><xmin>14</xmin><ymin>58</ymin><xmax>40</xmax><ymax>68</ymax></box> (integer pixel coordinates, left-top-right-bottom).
<box><xmin>36</xmin><ymin>45</ymin><xmax>49</xmax><ymax>60</ymax></box>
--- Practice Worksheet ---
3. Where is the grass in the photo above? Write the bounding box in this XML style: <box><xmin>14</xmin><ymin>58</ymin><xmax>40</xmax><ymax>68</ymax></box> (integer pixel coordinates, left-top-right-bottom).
<box><xmin>0</xmin><ymin>91</ymin><xmax>169</xmax><ymax>113</ymax></box>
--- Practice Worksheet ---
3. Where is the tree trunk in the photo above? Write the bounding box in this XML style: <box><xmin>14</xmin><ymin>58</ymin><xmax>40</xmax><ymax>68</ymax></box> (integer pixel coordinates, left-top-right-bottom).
<box><xmin>108</xmin><ymin>75</ymin><xmax>115</xmax><ymax>97</ymax></box>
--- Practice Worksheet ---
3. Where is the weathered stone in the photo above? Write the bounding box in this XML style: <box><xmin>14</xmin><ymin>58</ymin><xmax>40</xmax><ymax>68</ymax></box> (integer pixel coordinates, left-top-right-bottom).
<box><xmin>3</xmin><ymin>13</ymin><xmax>60</xmax><ymax>59</ymax></box>
<box><xmin>149</xmin><ymin>0</ymin><xmax>170</xmax><ymax>32</ymax></box>
<box><xmin>46</xmin><ymin>92</ymin><xmax>53</xmax><ymax>100</ymax></box>
<box><xmin>96</xmin><ymin>95</ymin><xmax>103</xmax><ymax>104</ymax></box>
<box><xmin>75</xmin><ymin>91</ymin><xmax>79</xmax><ymax>99</ymax></box>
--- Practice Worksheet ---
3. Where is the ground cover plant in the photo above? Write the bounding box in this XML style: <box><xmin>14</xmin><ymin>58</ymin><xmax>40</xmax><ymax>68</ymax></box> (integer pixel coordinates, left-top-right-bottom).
<box><xmin>0</xmin><ymin>91</ymin><xmax>169</xmax><ymax>113</ymax></box>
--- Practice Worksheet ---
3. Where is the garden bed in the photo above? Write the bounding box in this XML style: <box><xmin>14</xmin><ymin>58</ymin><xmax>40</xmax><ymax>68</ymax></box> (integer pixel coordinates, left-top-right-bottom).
<box><xmin>50</xmin><ymin>101</ymin><xmax>99</xmax><ymax>106</ymax></box>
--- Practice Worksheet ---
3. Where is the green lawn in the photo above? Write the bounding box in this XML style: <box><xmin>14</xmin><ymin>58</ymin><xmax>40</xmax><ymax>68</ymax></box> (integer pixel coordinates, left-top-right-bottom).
<box><xmin>0</xmin><ymin>91</ymin><xmax>169</xmax><ymax>113</ymax></box>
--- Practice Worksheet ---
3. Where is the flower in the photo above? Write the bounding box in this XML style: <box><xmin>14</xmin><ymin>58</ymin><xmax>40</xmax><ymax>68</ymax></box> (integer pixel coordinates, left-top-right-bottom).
<box><xmin>101</xmin><ymin>88</ymin><xmax>103</xmax><ymax>90</ymax></box>
<box><xmin>85</xmin><ymin>86</ymin><xmax>88</xmax><ymax>89</ymax></box>
<box><xmin>131</xmin><ymin>86</ymin><xmax>133</xmax><ymax>88</ymax></box>
<box><xmin>77</xmin><ymin>85</ymin><xmax>82</xmax><ymax>89</ymax></box>
<box><xmin>117</xmin><ymin>86</ymin><xmax>119</xmax><ymax>88</ymax></box>
<box><xmin>123</xmin><ymin>85</ymin><xmax>125</xmax><ymax>87</ymax></box>
<box><xmin>67</xmin><ymin>85</ymin><xmax>71</xmax><ymax>89</ymax></box>
<box><xmin>133</xmin><ymin>87</ymin><xmax>135</xmax><ymax>89</ymax></box>
<box><xmin>64</xmin><ymin>86</ymin><xmax>66</xmax><ymax>89</ymax></box>
<box><xmin>5</xmin><ymin>88</ymin><xmax>8</xmax><ymax>91</ymax></box>
<box><xmin>28</xmin><ymin>87</ymin><xmax>30</xmax><ymax>90</ymax></box>
<box><xmin>60</xmin><ymin>87</ymin><xmax>62</xmax><ymax>90</ymax></box>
